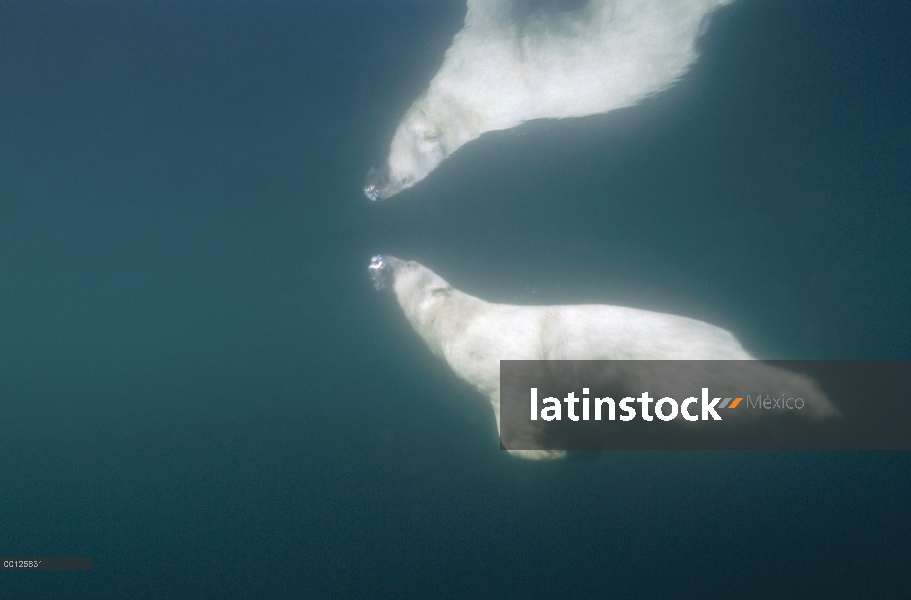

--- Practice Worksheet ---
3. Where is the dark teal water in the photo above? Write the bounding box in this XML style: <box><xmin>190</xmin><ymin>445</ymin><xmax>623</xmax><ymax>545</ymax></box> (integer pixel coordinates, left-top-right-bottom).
<box><xmin>1</xmin><ymin>1</ymin><xmax>909</xmax><ymax>597</ymax></box>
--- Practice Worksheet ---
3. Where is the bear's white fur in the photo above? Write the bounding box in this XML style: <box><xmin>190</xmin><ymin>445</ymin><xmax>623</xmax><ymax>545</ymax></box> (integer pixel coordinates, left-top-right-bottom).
<box><xmin>372</xmin><ymin>256</ymin><xmax>838</xmax><ymax>460</ymax></box>
<box><xmin>365</xmin><ymin>0</ymin><xmax>734</xmax><ymax>200</ymax></box>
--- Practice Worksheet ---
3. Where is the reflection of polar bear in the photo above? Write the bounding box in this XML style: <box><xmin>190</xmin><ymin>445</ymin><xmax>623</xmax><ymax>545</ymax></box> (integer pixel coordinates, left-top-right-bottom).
<box><xmin>371</xmin><ymin>255</ymin><xmax>787</xmax><ymax>460</ymax></box>
<box><xmin>365</xmin><ymin>0</ymin><xmax>734</xmax><ymax>200</ymax></box>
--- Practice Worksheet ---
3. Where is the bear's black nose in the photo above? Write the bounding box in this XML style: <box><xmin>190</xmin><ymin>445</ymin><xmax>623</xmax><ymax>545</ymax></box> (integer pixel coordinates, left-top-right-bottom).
<box><xmin>364</xmin><ymin>167</ymin><xmax>389</xmax><ymax>201</ymax></box>
<box><xmin>368</xmin><ymin>255</ymin><xmax>391</xmax><ymax>290</ymax></box>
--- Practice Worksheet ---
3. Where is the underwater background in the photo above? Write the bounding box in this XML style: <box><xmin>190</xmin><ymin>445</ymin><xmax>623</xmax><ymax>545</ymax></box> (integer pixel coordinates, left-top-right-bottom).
<box><xmin>1</xmin><ymin>0</ymin><xmax>909</xmax><ymax>597</ymax></box>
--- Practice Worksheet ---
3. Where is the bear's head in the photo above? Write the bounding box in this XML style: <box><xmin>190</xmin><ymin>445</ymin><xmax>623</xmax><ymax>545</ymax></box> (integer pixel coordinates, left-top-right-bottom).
<box><xmin>369</xmin><ymin>255</ymin><xmax>456</xmax><ymax>337</ymax></box>
<box><xmin>364</xmin><ymin>109</ymin><xmax>448</xmax><ymax>201</ymax></box>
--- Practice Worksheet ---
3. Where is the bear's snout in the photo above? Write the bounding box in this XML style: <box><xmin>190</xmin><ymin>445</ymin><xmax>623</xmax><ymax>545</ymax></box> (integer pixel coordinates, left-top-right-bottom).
<box><xmin>369</xmin><ymin>255</ymin><xmax>392</xmax><ymax>290</ymax></box>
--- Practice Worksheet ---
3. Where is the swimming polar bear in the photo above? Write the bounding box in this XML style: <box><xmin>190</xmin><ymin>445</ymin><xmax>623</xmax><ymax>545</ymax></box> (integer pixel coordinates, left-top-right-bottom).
<box><xmin>369</xmin><ymin>256</ymin><xmax>839</xmax><ymax>460</ymax></box>
<box><xmin>365</xmin><ymin>0</ymin><xmax>734</xmax><ymax>200</ymax></box>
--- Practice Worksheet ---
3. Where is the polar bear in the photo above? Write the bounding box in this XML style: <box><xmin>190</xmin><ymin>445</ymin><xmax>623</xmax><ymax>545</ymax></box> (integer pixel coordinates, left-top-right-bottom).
<box><xmin>365</xmin><ymin>0</ymin><xmax>734</xmax><ymax>200</ymax></box>
<box><xmin>369</xmin><ymin>256</ymin><xmax>839</xmax><ymax>460</ymax></box>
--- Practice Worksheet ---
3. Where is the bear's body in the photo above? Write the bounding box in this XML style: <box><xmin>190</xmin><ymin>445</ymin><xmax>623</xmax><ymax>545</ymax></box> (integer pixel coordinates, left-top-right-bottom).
<box><xmin>369</xmin><ymin>256</ymin><xmax>840</xmax><ymax>460</ymax></box>
<box><xmin>365</xmin><ymin>0</ymin><xmax>734</xmax><ymax>200</ymax></box>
